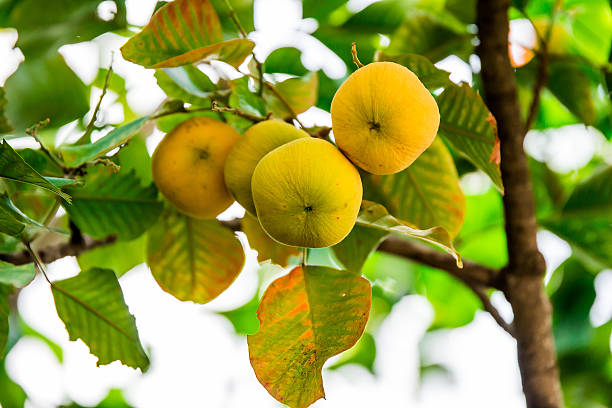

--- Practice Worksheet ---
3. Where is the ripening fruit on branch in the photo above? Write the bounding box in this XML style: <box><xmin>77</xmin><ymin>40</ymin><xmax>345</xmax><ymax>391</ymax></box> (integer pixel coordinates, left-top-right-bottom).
<box><xmin>224</xmin><ymin>120</ymin><xmax>309</xmax><ymax>216</ymax></box>
<box><xmin>251</xmin><ymin>138</ymin><xmax>362</xmax><ymax>248</ymax></box>
<box><xmin>152</xmin><ymin>117</ymin><xmax>240</xmax><ymax>218</ymax></box>
<box><xmin>331</xmin><ymin>61</ymin><xmax>440</xmax><ymax>175</ymax></box>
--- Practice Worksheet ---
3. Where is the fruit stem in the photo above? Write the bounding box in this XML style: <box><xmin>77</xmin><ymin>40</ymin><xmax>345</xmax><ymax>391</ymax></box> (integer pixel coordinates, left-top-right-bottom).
<box><xmin>351</xmin><ymin>42</ymin><xmax>364</xmax><ymax>69</ymax></box>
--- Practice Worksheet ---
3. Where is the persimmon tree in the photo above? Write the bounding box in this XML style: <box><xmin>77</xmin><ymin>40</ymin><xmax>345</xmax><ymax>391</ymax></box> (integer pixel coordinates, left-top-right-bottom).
<box><xmin>0</xmin><ymin>0</ymin><xmax>611</xmax><ymax>407</ymax></box>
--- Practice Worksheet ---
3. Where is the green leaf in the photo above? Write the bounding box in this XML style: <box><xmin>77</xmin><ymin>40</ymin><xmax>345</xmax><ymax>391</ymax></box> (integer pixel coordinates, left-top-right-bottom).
<box><xmin>0</xmin><ymin>88</ymin><xmax>12</xmax><ymax>134</ymax></box>
<box><xmin>0</xmin><ymin>362</ymin><xmax>26</xmax><ymax>407</ymax></box>
<box><xmin>154</xmin><ymin>66</ymin><xmax>216</xmax><ymax>107</ymax></box>
<box><xmin>0</xmin><ymin>284</ymin><xmax>11</xmax><ymax>359</ymax></box>
<box><xmin>146</xmin><ymin>207</ymin><xmax>245</xmax><ymax>304</ymax></box>
<box><xmin>78</xmin><ymin>235</ymin><xmax>146</xmax><ymax>278</ymax></box>
<box><xmin>0</xmin><ymin>0</ymin><xmax>126</xmax><ymax>59</ymax></box>
<box><xmin>418</xmin><ymin>266</ymin><xmax>480</xmax><ymax>329</ymax></box>
<box><xmin>327</xmin><ymin>332</ymin><xmax>376</xmax><ymax>373</ymax></box>
<box><xmin>547</xmin><ymin>57</ymin><xmax>600</xmax><ymax>126</ymax></box>
<box><xmin>356</xmin><ymin>200</ymin><xmax>462</xmax><ymax>267</ymax></box>
<box><xmin>0</xmin><ymin>198</ymin><xmax>25</xmax><ymax>237</ymax></box>
<box><xmin>3</xmin><ymin>54</ymin><xmax>89</xmax><ymax>133</ymax></box>
<box><xmin>43</xmin><ymin>177</ymin><xmax>81</xmax><ymax>188</ymax></box>
<box><xmin>0</xmin><ymin>140</ymin><xmax>70</xmax><ymax>201</ymax></box>
<box><xmin>263</xmin><ymin>72</ymin><xmax>318</xmax><ymax>119</ymax></box>
<box><xmin>364</xmin><ymin>137</ymin><xmax>465</xmax><ymax>238</ymax></box>
<box><xmin>117</xmin><ymin>136</ymin><xmax>153</xmax><ymax>187</ymax></box>
<box><xmin>248</xmin><ymin>265</ymin><xmax>371</xmax><ymax>408</ymax></box>
<box><xmin>437</xmin><ymin>83</ymin><xmax>503</xmax><ymax>192</ymax></box>
<box><xmin>64</xmin><ymin>166</ymin><xmax>163</xmax><ymax>241</ymax></box>
<box><xmin>0</xmin><ymin>261</ymin><xmax>35</xmax><ymax>288</ymax></box>
<box><xmin>332</xmin><ymin>226</ymin><xmax>388</xmax><ymax>274</ymax></box>
<box><xmin>542</xmin><ymin>166</ymin><xmax>612</xmax><ymax>268</ymax></box>
<box><xmin>550</xmin><ymin>259</ymin><xmax>595</xmax><ymax>354</ymax></box>
<box><xmin>58</xmin><ymin>116</ymin><xmax>149</xmax><ymax>168</ymax></box>
<box><xmin>218</xmin><ymin>291</ymin><xmax>260</xmax><ymax>336</ymax></box>
<box><xmin>302</xmin><ymin>0</ymin><xmax>347</xmax><ymax>20</ymax></box>
<box><xmin>264</xmin><ymin>47</ymin><xmax>308</xmax><ymax>76</ymax></box>
<box><xmin>51</xmin><ymin>268</ymin><xmax>149</xmax><ymax>370</ymax></box>
<box><xmin>375</xmin><ymin>52</ymin><xmax>451</xmax><ymax>90</ymax></box>
<box><xmin>120</xmin><ymin>0</ymin><xmax>254</xmax><ymax>69</ymax></box>
<box><xmin>242</xmin><ymin>213</ymin><xmax>300</xmax><ymax>267</ymax></box>
<box><xmin>229</xmin><ymin>77</ymin><xmax>268</xmax><ymax>117</ymax></box>
<box><xmin>389</xmin><ymin>11</ymin><xmax>473</xmax><ymax>63</ymax></box>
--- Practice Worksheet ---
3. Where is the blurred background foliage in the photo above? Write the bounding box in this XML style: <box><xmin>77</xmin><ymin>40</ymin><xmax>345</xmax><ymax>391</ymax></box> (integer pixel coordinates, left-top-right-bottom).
<box><xmin>0</xmin><ymin>0</ymin><xmax>611</xmax><ymax>407</ymax></box>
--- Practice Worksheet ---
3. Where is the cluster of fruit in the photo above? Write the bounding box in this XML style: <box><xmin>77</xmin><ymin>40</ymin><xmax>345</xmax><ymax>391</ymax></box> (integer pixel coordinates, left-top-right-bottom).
<box><xmin>152</xmin><ymin>62</ymin><xmax>440</xmax><ymax>248</ymax></box>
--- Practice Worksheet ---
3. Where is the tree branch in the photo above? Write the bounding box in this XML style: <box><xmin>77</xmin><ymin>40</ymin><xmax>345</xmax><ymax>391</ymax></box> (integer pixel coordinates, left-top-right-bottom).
<box><xmin>0</xmin><ymin>235</ymin><xmax>116</xmax><ymax>266</ymax></box>
<box><xmin>476</xmin><ymin>0</ymin><xmax>562</xmax><ymax>406</ymax></box>
<box><xmin>377</xmin><ymin>236</ymin><xmax>500</xmax><ymax>289</ymax></box>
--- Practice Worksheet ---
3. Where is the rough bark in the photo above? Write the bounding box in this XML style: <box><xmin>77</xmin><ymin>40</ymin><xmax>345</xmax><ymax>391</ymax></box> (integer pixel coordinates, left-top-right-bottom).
<box><xmin>476</xmin><ymin>0</ymin><xmax>563</xmax><ymax>407</ymax></box>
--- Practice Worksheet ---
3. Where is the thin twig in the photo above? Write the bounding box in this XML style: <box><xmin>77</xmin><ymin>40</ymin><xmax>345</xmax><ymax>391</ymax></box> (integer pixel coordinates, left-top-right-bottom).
<box><xmin>470</xmin><ymin>283</ymin><xmax>515</xmax><ymax>337</ymax></box>
<box><xmin>25</xmin><ymin>119</ymin><xmax>65</xmax><ymax>170</ymax></box>
<box><xmin>351</xmin><ymin>42</ymin><xmax>364</xmax><ymax>69</ymax></box>
<box><xmin>76</xmin><ymin>64</ymin><xmax>114</xmax><ymax>145</ymax></box>
<box><xmin>262</xmin><ymin>82</ymin><xmax>307</xmax><ymax>129</ymax></box>
<box><xmin>24</xmin><ymin>242</ymin><xmax>51</xmax><ymax>284</ymax></box>
<box><xmin>211</xmin><ymin>101</ymin><xmax>270</xmax><ymax>122</ymax></box>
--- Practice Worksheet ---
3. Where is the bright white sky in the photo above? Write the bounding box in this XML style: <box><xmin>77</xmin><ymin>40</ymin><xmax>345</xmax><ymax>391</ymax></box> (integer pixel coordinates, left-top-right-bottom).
<box><xmin>1</xmin><ymin>1</ymin><xmax>612</xmax><ymax>407</ymax></box>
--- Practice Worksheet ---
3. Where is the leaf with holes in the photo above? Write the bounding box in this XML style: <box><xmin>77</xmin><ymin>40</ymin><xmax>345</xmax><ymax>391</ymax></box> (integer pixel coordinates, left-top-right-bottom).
<box><xmin>542</xmin><ymin>166</ymin><xmax>612</xmax><ymax>269</ymax></box>
<box><xmin>0</xmin><ymin>261</ymin><xmax>35</xmax><ymax>288</ymax></box>
<box><xmin>263</xmin><ymin>73</ymin><xmax>318</xmax><ymax>119</ymax></box>
<box><xmin>364</xmin><ymin>138</ymin><xmax>465</xmax><ymax>237</ymax></box>
<box><xmin>375</xmin><ymin>52</ymin><xmax>451</xmax><ymax>90</ymax></box>
<box><xmin>120</xmin><ymin>0</ymin><xmax>254</xmax><ymax>69</ymax></box>
<box><xmin>332</xmin><ymin>226</ymin><xmax>388</xmax><ymax>274</ymax></box>
<box><xmin>52</xmin><ymin>268</ymin><xmax>149</xmax><ymax>370</ymax></box>
<box><xmin>436</xmin><ymin>83</ymin><xmax>503</xmax><ymax>191</ymax></box>
<box><xmin>0</xmin><ymin>140</ymin><xmax>70</xmax><ymax>201</ymax></box>
<box><xmin>0</xmin><ymin>88</ymin><xmax>12</xmax><ymax>134</ymax></box>
<box><xmin>58</xmin><ymin>116</ymin><xmax>149</xmax><ymax>168</ymax></box>
<box><xmin>242</xmin><ymin>213</ymin><xmax>300</xmax><ymax>267</ymax></box>
<box><xmin>146</xmin><ymin>207</ymin><xmax>245</xmax><ymax>304</ymax></box>
<box><xmin>63</xmin><ymin>166</ymin><xmax>163</xmax><ymax>241</ymax></box>
<box><xmin>356</xmin><ymin>200</ymin><xmax>462</xmax><ymax>267</ymax></box>
<box><xmin>248</xmin><ymin>265</ymin><xmax>371</xmax><ymax>408</ymax></box>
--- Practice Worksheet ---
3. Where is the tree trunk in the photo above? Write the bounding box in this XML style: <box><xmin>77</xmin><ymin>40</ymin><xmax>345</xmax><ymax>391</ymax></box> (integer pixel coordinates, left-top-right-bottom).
<box><xmin>475</xmin><ymin>0</ymin><xmax>563</xmax><ymax>407</ymax></box>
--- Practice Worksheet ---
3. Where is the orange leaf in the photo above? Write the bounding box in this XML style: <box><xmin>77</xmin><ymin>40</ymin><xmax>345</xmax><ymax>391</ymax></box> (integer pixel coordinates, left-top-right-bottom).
<box><xmin>121</xmin><ymin>0</ymin><xmax>254</xmax><ymax>68</ymax></box>
<box><xmin>248</xmin><ymin>266</ymin><xmax>371</xmax><ymax>408</ymax></box>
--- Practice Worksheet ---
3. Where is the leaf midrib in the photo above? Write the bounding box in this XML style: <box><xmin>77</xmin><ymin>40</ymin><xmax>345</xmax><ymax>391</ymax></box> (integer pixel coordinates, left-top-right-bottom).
<box><xmin>70</xmin><ymin>195</ymin><xmax>158</xmax><ymax>204</ymax></box>
<box><xmin>52</xmin><ymin>282</ymin><xmax>137</xmax><ymax>343</ymax></box>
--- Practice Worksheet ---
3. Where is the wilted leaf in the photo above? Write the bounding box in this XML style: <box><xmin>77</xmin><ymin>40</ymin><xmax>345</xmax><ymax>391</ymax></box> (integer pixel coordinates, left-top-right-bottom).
<box><xmin>436</xmin><ymin>83</ymin><xmax>503</xmax><ymax>191</ymax></box>
<box><xmin>332</xmin><ymin>226</ymin><xmax>388</xmax><ymax>274</ymax></box>
<box><xmin>248</xmin><ymin>265</ymin><xmax>371</xmax><ymax>408</ymax></box>
<box><xmin>264</xmin><ymin>73</ymin><xmax>318</xmax><ymax>119</ymax></box>
<box><xmin>64</xmin><ymin>166</ymin><xmax>162</xmax><ymax>241</ymax></box>
<box><xmin>120</xmin><ymin>0</ymin><xmax>254</xmax><ymax>68</ymax></box>
<box><xmin>0</xmin><ymin>261</ymin><xmax>35</xmax><ymax>288</ymax></box>
<box><xmin>147</xmin><ymin>207</ymin><xmax>245</xmax><ymax>304</ymax></box>
<box><xmin>52</xmin><ymin>268</ymin><xmax>149</xmax><ymax>370</ymax></box>
<box><xmin>364</xmin><ymin>138</ymin><xmax>465</xmax><ymax>238</ymax></box>
<box><xmin>356</xmin><ymin>200</ymin><xmax>462</xmax><ymax>267</ymax></box>
<box><xmin>58</xmin><ymin>116</ymin><xmax>149</xmax><ymax>168</ymax></box>
<box><xmin>242</xmin><ymin>213</ymin><xmax>300</xmax><ymax>267</ymax></box>
<box><xmin>0</xmin><ymin>140</ymin><xmax>70</xmax><ymax>201</ymax></box>
<box><xmin>375</xmin><ymin>52</ymin><xmax>451</xmax><ymax>90</ymax></box>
